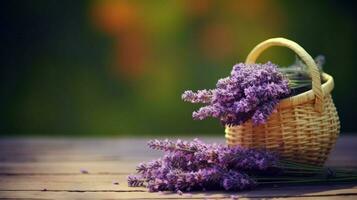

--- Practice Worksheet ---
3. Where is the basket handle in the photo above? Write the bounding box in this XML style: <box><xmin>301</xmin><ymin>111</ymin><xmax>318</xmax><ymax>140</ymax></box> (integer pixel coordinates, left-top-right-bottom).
<box><xmin>245</xmin><ymin>37</ymin><xmax>323</xmax><ymax>112</ymax></box>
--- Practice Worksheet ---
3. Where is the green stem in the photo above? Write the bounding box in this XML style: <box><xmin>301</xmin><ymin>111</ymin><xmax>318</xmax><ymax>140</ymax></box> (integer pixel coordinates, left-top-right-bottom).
<box><xmin>279</xmin><ymin>160</ymin><xmax>323</xmax><ymax>170</ymax></box>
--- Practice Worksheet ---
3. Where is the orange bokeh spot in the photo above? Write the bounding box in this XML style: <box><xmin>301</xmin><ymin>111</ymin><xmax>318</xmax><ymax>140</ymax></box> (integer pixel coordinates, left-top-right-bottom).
<box><xmin>92</xmin><ymin>1</ymin><xmax>149</xmax><ymax>80</ymax></box>
<box><xmin>182</xmin><ymin>0</ymin><xmax>213</xmax><ymax>17</ymax></box>
<box><xmin>199</xmin><ymin>23</ymin><xmax>235</xmax><ymax>60</ymax></box>
<box><xmin>92</xmin><ymin>0</ymin><xmax>139</xmax><ymax>35</ymax></box>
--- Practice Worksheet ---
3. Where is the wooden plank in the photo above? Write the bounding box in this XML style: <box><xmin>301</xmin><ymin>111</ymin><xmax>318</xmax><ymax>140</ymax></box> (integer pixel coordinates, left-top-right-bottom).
<box><xmin>0</xmin><ymin>137</ymin><xmax>223</xmax><ymax>162</ymax></box>
<box><xmin>0</xmin><ymin>192</ymin><xmax>357</xmax><ymax>200</ymax></box>
<box><xmin>0</xmin><ymin>138</ymin><xmax>160</xmax><ymax>162</ymax></box>
<box><xmin>0</xmin><ymin>161</ymin><xmax>136</xmax><ymax>174</ymax></box>
<box><xmin>0</xmin><ymin>185</ymin><xmax>357</xmax><ymax>199</ymax></box>
<box><xmin>0</xmin><ymin>136</ymin><xmax>356</xmax><ymax>199</ymax></box>
<box><xmin>0</xmin><ymin>174</ymin><xmax>134</xmax><ymax>191</ymax></box>
<box><xmin>0</xmin><ymin>175</ymin><xmax>357</xmax><ymax>198</ymax></box>
<box><xmin>0</xmin><ymin>136</ymin><xmax>356</xmax><ymax>175</ymax></box>
<box><xmin>0</xmin><ymin>136</ymin><xmax>356</xmax><ymax>166</ymax></box>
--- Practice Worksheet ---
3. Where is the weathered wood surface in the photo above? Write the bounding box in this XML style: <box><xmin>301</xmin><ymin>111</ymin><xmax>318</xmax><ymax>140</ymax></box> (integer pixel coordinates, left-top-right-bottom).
<box><xmin>0</xmin><ymin>135</ymin><xmax>356</xmax><ymax>199</ymax></box>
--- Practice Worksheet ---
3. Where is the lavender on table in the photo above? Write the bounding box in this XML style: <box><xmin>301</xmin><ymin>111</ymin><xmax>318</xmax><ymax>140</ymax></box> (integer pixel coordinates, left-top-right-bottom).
<box><xmin>128</xmin><ymin>139</ymin><xmax>278</xmax><ymax>192</ymax></box>
<box><xmin>128</xmin><ymin>139</ymin><xmax>357</xmax><ymax>193</ymax></box>
<box><xmin>182</xmin><ymin>62</ymin><xmax>290</xmax><ymax>126</ymax></box>
<box><xmin>127</xmin><ymin>175</ymin><xmax>145</xmax><ymax>187</ymax></box>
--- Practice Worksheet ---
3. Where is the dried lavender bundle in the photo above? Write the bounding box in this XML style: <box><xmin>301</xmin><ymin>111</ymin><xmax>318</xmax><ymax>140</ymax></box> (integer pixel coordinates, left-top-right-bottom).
<box><xmin>182</xmin><ymin>62</ymin><xmax>290</xmax><ymax>126</ymax></box>
<box><xmin>280</xmin><ymin>55</ymin><xmax>325</xmax><ymax>96</ymax></box>
<box><xmin>128</xmin><ymin>139</ymin><xmax>357</xmax><ymax>194</ymax></box>
<box><xmin>128</xmin><ymin>139</ymin><xmax>278</xmax><ymax>192</ymax></box>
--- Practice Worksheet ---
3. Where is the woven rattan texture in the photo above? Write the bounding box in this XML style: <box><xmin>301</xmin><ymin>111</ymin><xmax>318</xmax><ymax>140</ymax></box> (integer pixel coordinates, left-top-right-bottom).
<box><xmin>225</xmin><ymin>94</ymin><xmax>340</xmax><ymax>165</ymax></box>
<box><xmin>225</xmin><ymin>38</ymin><xmax>340</xmax><ymax>166</ymax></box>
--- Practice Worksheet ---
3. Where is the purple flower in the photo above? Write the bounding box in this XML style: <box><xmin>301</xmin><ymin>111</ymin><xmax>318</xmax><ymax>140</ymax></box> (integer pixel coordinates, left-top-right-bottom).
<box><xmin>128</xmin><ymin>139</ymin><xmax>278</xmax><ymax>192</ymax></box>
<box><xmin>192</xmin><ymin>105</ymin><xmax>221</xmax><ymax>120</ymax></box>
<box><xmin>222</xmin><ymin>170</ymin><xmax>256</xmax><ymax>191</ymax></box>
<box><xmin>182</xmin><ymin>90</ymin><xmax>213</xmax><ymax>104</ymax></box>
<box><xmin>177</xmin><ymin>190</ymin><xmax>183</xmax><ymax>195</ymax></box>
<box><xmin>182</xmin><ymin>62</ymin><xmax>290</xmax><ymax>126</ymax></box>
<box><xmin>218</xmin><ymin>146</ymin><xmax>278</xmax><ymax>171</ymax></box>
<box><xmin>127</xmin><ymin>175</ymin><xmax>144</xmax><ymax>187</ymax></box>
<box><xmin>148</xmin><ymin>138</ymin><xmax>206</xmax><ymax>153</ymax></box>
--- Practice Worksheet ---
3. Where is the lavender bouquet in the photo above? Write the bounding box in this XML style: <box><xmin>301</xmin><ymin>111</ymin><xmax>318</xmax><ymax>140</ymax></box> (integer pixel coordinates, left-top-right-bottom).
<box><xmin>182</xmin><ymin>62</ymin><xmax>290</xmax><ymax>126</ymax></box>
<box><xmin>128</xmin><ymin>139</ymin><xmax>357</xmax><ymax>193</ymax></box>
<box><xmin>182</xmin><ymin>57</ymin><xmax>325</xmax><ymax>126</ymax></box>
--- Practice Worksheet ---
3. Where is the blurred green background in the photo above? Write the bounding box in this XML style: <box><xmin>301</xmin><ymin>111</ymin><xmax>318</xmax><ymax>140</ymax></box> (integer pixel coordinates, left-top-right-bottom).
<box><xmin>1</xmin><ymin>0</ymin><xmax>356</xmax><ymax>136</ymax></box>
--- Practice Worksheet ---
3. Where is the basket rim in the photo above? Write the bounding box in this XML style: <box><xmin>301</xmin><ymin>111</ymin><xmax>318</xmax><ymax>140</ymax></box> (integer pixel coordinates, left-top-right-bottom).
<box><xmin>277</xmin><ymin>72</ymin><xmax>334</xmax><ymax>109</ymax></box>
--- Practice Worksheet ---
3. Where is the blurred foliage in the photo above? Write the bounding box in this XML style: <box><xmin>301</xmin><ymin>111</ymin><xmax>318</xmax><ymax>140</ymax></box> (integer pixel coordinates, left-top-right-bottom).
<box><xmin>0</xmin><ymin>0</ymin><xmax>356</xmax><ymax>136</ymax></box>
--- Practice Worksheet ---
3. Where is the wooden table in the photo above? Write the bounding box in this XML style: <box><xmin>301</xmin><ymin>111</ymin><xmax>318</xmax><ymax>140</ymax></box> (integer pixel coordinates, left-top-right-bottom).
<box><xmin>0</xmin><ymin>136</ymin><xmax>357</xmax><ymax>199</ymax></box>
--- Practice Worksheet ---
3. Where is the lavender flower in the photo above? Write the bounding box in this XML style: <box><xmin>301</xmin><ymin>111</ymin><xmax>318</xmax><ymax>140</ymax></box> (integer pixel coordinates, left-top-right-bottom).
<box><xmin>136</xmin><ymin>159</ymin><xmax>163</xmax><ymax>179</ymax></box>
<box><xmin>182</xmin><ymin>90</ymin><xmax>213</xmax><ymax>104</ymax></box>
<box><xmin>128</xmin><ymin>139</ymin><xmax>278</xmax><ymax>192</ymax></box>
<box><xmin>129</xmin><ymin>139</ymin><xmax>357</xmax><ymax>193</ymax></box>
<box><xmin>218</xmin><ymin>146</ymin><xmax>278</xmax><ymax>171</ymax></box>
<box><xmin>177</xmin><ymin>190</ymin><xmax>183</xmax><ymax>195</ymax></box>
<box><xmin>222</xmin><ymin>170</ymin><xmax>256</xmax><ymax>191</ymax></box>
<box><xmin>148</xmin><ymin>138</ymin><xmax>208</xmax><ymax>153</ymax></box>
<box><xmin>127</xmin><ymin>175</ymin><xmax>145</xmax><ymax>187</ymax></box>
<box><xmin>182</xmin><ymin>62</ymin><xmax>290</xmax><ymax>125</ymax></box>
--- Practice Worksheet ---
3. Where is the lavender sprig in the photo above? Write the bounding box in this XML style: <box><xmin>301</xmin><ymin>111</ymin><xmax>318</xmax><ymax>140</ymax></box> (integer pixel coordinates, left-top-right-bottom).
<box><xmin>182</xmin><ymin>90</ymin><xmax>214</xmax><ymax>104</ymax></box>
<box><xmin>127</xmin><ymin>175</ymin><xmax>145</xmax><ymax>187</ymax></box>
<box><xmin>148</xmin><ymin>138</ymin><xmax>208</xmax><ymax>153</ymax></box>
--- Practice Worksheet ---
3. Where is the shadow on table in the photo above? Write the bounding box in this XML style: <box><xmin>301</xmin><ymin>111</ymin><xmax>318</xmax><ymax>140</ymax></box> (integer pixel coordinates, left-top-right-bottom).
<box><xmin>159</xmin><ymin>183</ymin><xmax>357</xmax><ymax>199</ymax></box>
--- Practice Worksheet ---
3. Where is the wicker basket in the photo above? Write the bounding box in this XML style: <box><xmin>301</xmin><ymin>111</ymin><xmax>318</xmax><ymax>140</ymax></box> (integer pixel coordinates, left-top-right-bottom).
<box><xmin>225</xmin><ymin>38</ymin><xmax>340</xmax><ymax>166</ymax></box>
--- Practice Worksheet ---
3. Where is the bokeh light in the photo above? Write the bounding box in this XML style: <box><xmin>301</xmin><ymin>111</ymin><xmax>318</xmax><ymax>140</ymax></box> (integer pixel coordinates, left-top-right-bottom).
<box><xmin>0</xmin><ymin>0</ymin><xmax>356</xmax><ymax>136</ymax></box>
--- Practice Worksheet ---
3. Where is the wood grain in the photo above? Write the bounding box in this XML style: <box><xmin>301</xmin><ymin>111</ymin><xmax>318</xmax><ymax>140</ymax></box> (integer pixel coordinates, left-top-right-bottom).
<box><xmin>0</xmin><ymin>136</ymin><xmax>356</xmax><ymax>199</ymax></box>
<box><xmin>0</xmin><ymin>161</ymin><xmax>136</xmax><ymax>174</ymax></box>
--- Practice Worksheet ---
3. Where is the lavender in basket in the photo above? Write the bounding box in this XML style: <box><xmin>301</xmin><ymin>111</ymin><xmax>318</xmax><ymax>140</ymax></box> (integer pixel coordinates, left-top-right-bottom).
<box><xmin>182</xmin><ymin>62</ymin><xmax>290</xmax><ymax>126</ymax></box>
<box><xmin>280</xmin><ymin>55</ymin><xmax>325</xmax><ymax>96</ymax></box>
